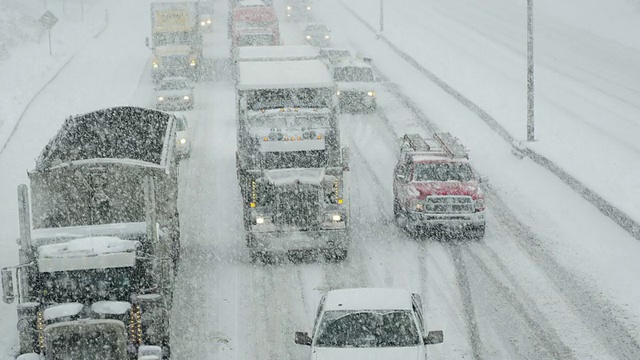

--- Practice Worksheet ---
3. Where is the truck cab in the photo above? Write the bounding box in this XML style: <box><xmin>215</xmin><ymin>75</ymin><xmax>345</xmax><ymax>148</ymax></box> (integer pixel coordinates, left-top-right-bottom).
<box><xmin>235</xmin><ymin>59</ymin><xmax>350</xmax><ymax>262</ymax></box>
<box><xmin>393</xmin><ymin>133</ymin><xmax>486</xmax><ymax>238</ymax></box>
<box><xmin>231</xmin><ymin>1</ymin><xmax>280</xmax><ymax>47</ymax></box>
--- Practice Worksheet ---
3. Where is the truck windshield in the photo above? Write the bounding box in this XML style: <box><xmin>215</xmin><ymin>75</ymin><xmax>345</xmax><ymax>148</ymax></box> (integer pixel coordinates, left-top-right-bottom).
<box><xmin>36</xmin><ymin>267</ymin><xmax>137</xmax><ymax>304</ymax></box>
<box><xmin>333</xmin><ymin>67</ymin><xmax>374</xmax><ymax>82</ymax></box>
<box><xmin>47</xmin><ymin>326</ymin><xmax>126</xmax><ymax>360</ymax></box>
<box><xmin>154</xmin><ymin>32</ymin><xmax>199</xmax><ymax>47</ymax></box>
<box><xmin>412</xmin><ymin>162</ymin><xmax>475</xmax><ymax>182</ymax></box>
<box><xmin>247</xmin><ymin>88</ymin><xmax>333</xmax><ymax>110</ymax></box>
<box><xmin>315</xmin><ymin>310</ymin><xmax>421</xmax><ymax>348</ymax></box>
<box><xmin>259</xmin><ymin>150</ymin><xmax>328</xmax><ymax>169</ymax></box>
<box><xmin>248</xmin><ymin>114</ymin><xmax>332</xmax><ymax>129</ymax></box>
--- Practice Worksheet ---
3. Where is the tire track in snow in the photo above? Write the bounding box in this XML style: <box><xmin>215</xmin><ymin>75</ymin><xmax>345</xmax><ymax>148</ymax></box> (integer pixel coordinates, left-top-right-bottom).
<box><xmin>462</xmin><ymin>244</ymin><xmax>576</xmax><ymax>359</ymax></box>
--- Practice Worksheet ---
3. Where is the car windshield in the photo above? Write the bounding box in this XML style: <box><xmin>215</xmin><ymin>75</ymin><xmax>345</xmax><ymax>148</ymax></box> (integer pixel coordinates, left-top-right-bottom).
<box><xmin>413</xmin><ymin>162</ymin><xmax>475</xmax><ymax>182</ymax></box>
<box><xmin>333</xmin><ymin>67</ymin><xmax>374</xmax><ymax>82</ymax></box>
<box><xmin>315</xmin><ymin>310</ymin><xmax>421</xmax><ymax>348</ymax></box>
<box><xmin>160</xmin><ymin>80</ymin><xmax>189</xmax><ymax>90</ymax></box>
<box><xmin>306</xmin><ymin>25</ymin><xmax>328</xmax><ymax>33</ymax></box>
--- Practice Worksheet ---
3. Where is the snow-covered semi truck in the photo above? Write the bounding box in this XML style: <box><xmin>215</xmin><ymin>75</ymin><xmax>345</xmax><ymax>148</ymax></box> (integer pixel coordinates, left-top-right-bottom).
<box><xmin>150</xmin><ymin>0</ymin><xmax>203</xmax><ymax>82</ymax></box>
<box><xmin>235</xmin><ymin>59</ymin><xmax>350</xmax><ymax>262</ymax></box>
<box><xmin>1</xmin><ymin>106</ymin><xmax>183</xmax><ymax>359</ymax></box>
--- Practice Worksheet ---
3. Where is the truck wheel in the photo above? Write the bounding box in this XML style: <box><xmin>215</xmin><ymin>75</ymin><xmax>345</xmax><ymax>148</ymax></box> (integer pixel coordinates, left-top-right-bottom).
<box><xmin>473</xmin><ymin>225</ymin><xmax>486</xmax><ymax>240</ymax></box>
<box><xmin>393</xmin><ymin>198</ymin><xmax>402</xmax><ymax>219</ymax></box>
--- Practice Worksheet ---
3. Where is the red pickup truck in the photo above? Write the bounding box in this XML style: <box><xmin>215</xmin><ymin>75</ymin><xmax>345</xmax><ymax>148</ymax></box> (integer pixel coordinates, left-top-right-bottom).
<box><xmin>393</xmin><ymin>133</ymin><xmax>486</xmax><ymax>239</ymax></box>
<box><xmin>231</xmin><ymin>2</ymin><xmax>280</xmax><ymax>47</ymax></box>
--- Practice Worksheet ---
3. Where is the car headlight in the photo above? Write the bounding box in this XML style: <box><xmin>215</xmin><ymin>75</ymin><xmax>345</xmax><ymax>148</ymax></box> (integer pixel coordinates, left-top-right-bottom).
<box><xmin>256</xmin><ymin>216</ymin><xmax>265</xmax><ymax>224</ymax></box>
<box><xmin>158</xmin><ymin>96</ymin><xmax>164</xmax><ymax>101</ymax></box>
<box><xmin>307</xmin><ymin>6</ymin><xmax>311</xmax><ymax>10</ymax></box>
<box><xmin>336</xmin><ymin>90</ymin><xmax>341</xmax><ymax>95</ymax></box>
<box><xmin>190</xmin><ymin>60</ymin><xmax>197</xmax><ymax>66</ymax></box>
<box><xmin>183</xmin><ymin>95</ymin><xmax>190</xmax><ymax>100</ymax></box>
<box><xmin>367</xmin><ymin>91</ymin><xmax>376</xmax><ymax>97</ymax></box>
<box><xmin>152</xmin><ymin>62</ymin><xmax>159</xmax><ymax>68</ymax></box>
<box><xmin>179</xmin><ymin>138</ymin><xmax>187</xmax><ymax>144</ymax></box>
<box><xmin>207</xmin><ymin>19</ymin><xmax>212</xmax><ymax>24</ymax></box>
<box><xmin>331</xmin><ymin>214</ymin><xmax>341</xmax><ymax>222</ymax></box>
<box><xmin>306</xmin><ymin>35</ymin><xmax>311</xmax><ymax>39</ymax></box>
<box><xmin>201</xmin><ymin>21</ymin><xmax>206</xmax><ymax>26</ymax></box>
<box><xmin>325</xmin><ymin>35</ymin><xmax>330</xmax><ymax>39</ymax></box>
<box><xmin>287</xmin><ymin>6</ymin><xmax>291</xmax><ymax>10</ymax></box>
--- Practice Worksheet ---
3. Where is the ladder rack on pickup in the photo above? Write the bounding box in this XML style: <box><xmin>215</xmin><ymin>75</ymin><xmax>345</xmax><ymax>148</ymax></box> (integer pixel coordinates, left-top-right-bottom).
<box><xmin>402</xmin><ymin>133</ymin><xmax>468</xmax><ymax>159</ymax></box>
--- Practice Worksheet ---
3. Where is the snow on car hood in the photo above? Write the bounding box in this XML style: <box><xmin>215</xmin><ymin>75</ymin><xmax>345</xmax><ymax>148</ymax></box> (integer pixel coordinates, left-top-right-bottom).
<box><xmin>263</xmin><ymin>168</ymin><xmax>325</xmax><ymax>186</ymax></box>
<box><xmin>336</xmin><ymin>81</ymin><xmax>375</xmax><ymax>92</ymax></box>
<box><xmin>411</xmin><ymin>181</ymin><xmax>480</xmax><ymax>200</ymax></box>
<box><xmin>312</xmin><ymin>346</ymin><xmax>422</xmax><ymax>360</ymax></box>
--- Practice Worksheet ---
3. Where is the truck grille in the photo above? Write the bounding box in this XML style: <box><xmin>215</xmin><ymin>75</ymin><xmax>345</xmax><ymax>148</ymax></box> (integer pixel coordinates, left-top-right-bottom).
<box><xmin>424</xmin><ymin>196</ymin><xmax>474</xmax><ymax>214</ymax></box>
<box><xmin>273</xmin><ymin>184</ymin><xmax>320</xmax><ymax>228</ymax></box>
<box><xmin>163</xmin><ymin>55</ymin><xmax>188</xmax><ymax>69</ymax></box>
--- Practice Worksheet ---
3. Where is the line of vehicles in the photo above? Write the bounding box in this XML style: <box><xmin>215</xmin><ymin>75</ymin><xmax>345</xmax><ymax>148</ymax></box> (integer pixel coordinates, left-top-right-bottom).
<box><xmin>0</xmin><ymin>0</ymin><xmax>487</xmax><ymax>357</ymax></box>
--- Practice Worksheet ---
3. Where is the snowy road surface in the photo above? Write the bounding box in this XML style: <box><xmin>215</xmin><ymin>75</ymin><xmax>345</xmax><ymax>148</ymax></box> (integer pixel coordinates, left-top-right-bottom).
<box><xmin>1</xmin><ymin>0</ymin><xmax>640</xmax><ymax>359</ymax></box>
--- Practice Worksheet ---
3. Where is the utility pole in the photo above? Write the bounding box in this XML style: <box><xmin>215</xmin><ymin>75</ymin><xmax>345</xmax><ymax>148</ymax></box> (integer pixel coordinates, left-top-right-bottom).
<box><xmin>379</xmin><ymin>0</ymin><xmax>384</xmax><ymax>33</ymax></box>
<box><xmin>527</xmin><ymin>0</ymin><xmax>535</xmax><ymax>141</ymax></box>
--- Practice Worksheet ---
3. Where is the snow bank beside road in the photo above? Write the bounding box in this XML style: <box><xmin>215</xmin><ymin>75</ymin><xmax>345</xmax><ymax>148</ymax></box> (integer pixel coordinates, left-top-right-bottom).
<box><xmin>0</xmin><ymin>0</ymin><xmax>107</xmax><ymax>153</ymax></box>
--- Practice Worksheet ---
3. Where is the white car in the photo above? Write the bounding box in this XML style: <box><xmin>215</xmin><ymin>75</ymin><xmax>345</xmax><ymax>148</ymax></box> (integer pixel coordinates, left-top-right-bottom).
<box><xmin>175</xmin><ymin>115</ymin><xmax>191</xmax><ymax>159</ymax></box>
<box><xmin>332</xmin><ymin>57</ymin><xmax>377</xmax><ymax>113</ymax></box>
<box><xmin>155</xmin><ymin>77</ymin><xmax>195</xmax><ymax>111</ymax></box>
<box><xmin>295</xmin><ymin>288</ymin><xmax>443</xmax><ymax>359</ymax></box>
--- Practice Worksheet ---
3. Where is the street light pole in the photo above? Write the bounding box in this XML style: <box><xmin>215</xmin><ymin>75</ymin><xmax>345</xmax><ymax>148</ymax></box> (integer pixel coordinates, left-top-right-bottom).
<box><xmin>379</xmin><ymin>0</ymin><xmax>384</xmax><ymax>33</ymax></box>
<box><xmin>526</xmin><ymin>0</ymin><xmax>535</xmax><ymax>141</ymax></box>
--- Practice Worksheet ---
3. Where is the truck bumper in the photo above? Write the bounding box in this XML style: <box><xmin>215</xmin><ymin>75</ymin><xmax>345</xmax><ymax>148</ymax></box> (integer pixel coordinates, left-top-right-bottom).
<box><xmin>404</xmin><ymin>211</ymin><xmax>485</xmax><ymax>231</ymax></box>
<box><xmin>247</xmin><ymin>228</ymin><xmax>349</xmax><ymax>252</ymax></box>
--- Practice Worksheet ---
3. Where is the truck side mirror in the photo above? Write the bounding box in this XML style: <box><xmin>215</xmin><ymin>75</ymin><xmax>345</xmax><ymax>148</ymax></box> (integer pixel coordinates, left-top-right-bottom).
<box><xmin>145</xmin><ymin>37</ymin><xmax>150</xmax><ymax>49</ymax></box>
<box><xmin>294</xmin><ymin>331</ymin><xmax>312</xmax><ymax>346</ymax></box>
<box><xmin>2</xmin><ymin>268</ymin><xmax>15</xmax><ymax>304</ymax></box>
<box><xmin>424</xmin><ymin>330</ymin><xmax>444</xmax><ymax>345</ymax></box>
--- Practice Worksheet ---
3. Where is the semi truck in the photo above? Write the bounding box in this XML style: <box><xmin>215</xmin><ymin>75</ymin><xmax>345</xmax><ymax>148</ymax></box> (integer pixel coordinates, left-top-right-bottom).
<box><xmin>149</xmin><ymin>0</ymin><xmax>203</xmax><ymax>82</ymax></box>
<box><xmin>235</xmin><ymin>59</ymin><xmax>350</xmax><ymax>262</ymax></box>
<box><xmin>1</xmin><ymin>106</ymin><xmax>183</xmax><ymax>359</ymax></box>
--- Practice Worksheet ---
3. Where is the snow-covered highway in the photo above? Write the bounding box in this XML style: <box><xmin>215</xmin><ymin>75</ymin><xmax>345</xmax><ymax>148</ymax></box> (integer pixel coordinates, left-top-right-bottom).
<box><xmin>1</xmin><ymin>0</ymin><xmax>640</xmax><ymax>359</ymax></box>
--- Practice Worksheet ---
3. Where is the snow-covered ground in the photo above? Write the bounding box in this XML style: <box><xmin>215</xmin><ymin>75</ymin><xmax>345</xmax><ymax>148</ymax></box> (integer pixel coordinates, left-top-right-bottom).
<box><xmin>1</xmin><ymin>0</ymin><xmax>640</xmax><ymax>359</ymax></box>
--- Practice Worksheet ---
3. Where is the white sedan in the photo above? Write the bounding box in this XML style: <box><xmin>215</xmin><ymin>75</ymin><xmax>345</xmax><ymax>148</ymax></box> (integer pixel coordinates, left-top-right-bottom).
<box><xmin>155</xmin><ymin>77</ymin><xmax>195</xmax><ymax>111</ymax></box>
<box><xmin>295</xmin><ymin>288</ymin><xmax>443</xmax><ymax>359</ymax></box>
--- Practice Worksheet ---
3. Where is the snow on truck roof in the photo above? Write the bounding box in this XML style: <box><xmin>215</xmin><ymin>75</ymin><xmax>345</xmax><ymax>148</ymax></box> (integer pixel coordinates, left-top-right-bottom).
<box><xmin>35</xmin><ymin>106</ymin><xmax>175</xmax><ymax>170</ymax></box>
<box><xmin>324</xmin><ymin>288</ymin><xmax>414</xmax><ymax>311</ymax></box>
<box><xmin>236</xmin><ymin>45</ymin><xmax>319</xmax><ymax>62</ymax></box>
<box><xmin>237</xmin><ymin>60</ymin><xmax>334</xmax><ymax>90</ymax></box>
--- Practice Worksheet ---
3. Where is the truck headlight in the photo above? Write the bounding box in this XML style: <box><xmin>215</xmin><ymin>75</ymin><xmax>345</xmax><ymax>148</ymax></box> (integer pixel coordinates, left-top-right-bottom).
<box><xmin>158</xmin><ymin>96</ymin><xmax>164</xmax><ymax>101</ymax></box>
<box><xmin>306</xmin><ymin>35</ymin><xmax>311</xmax><ymax>39</ymax></box>
<box><xmin>201</xmin><ymin>21</ymin><xmax>206</xmax><ymax>26</ymax></box>
<box><xmin>179</xmin><ymin>138</ymin><xmax>187</xmax><ymax>145</ymax></box>
<box><xmin>367</xmin><ymin>91</ymin><xmax>376</xmax><ymax>97</ymax></box>
<box><xmin>190</xmin><ymin>60</ymin><xmax>197</xmax><ymax>67</ymax></box>
<box><xmin>332</xmin><ymin>214</ymin><xmax>341</xmax><ymax>222</ymax></box>
<box><xmin>325</xmin><ymin>35</ymin><xmax>330</xmax><ymax>39</ymax></box>
<box><xmin>183</xmin><ymin>95</ymin><xmax>190</xmax><ymax>100</ymax></box>
<box><xmin>287</xmin><ymin>6</ymin><xmax>291</xmax><ymax>10</ymax></box>
<box><xmin>336</xmin><ymin>90</ymin><xmax>341</xmax><ymax>95</ymax></box>
<box><xmin>474</xmin><ymin>198</ymin><xmax>485</xmax><ymax>212</ymax></box>
<box><xmin>307</xmin><ymin>6</ymin><xmax>311</xmax><ymax>10</ymax></box>
<box><xmin>256</xmin><ymin>217</ymin><xmax>265</xmax><ymax>224</ymax></box>
<box><xmin>152</xmin><ymin>61</ymin><xmax>159</xmax><ymax>68</ymax></box>
<box><xmin>207</xmin><ymin>19</ymin><xmax>212</xmax><ymax>24</ymax></box>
